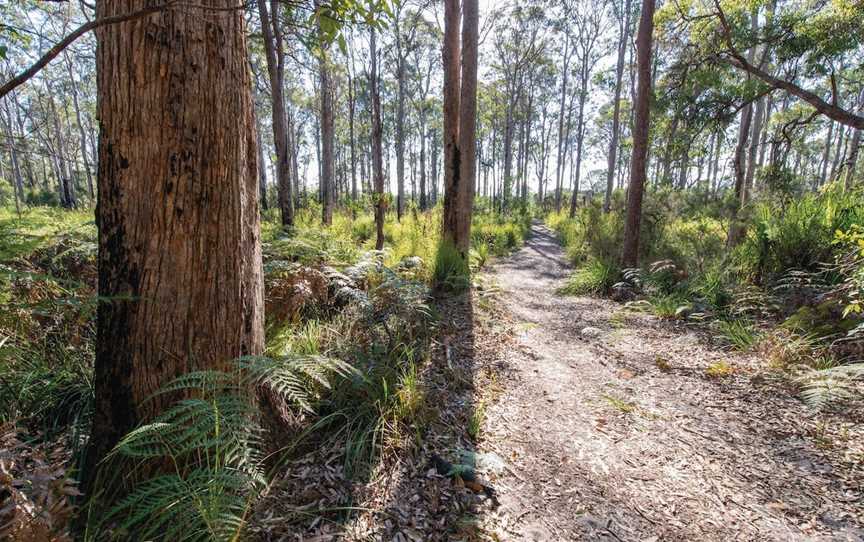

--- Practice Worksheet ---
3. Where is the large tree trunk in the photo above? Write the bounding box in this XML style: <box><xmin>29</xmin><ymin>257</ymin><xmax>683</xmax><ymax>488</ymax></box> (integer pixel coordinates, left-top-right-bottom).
<box><xmin>86</xmin><ymin>0</ymin><xmax>264</xmax><ymax>478</ymax></box>
<box><xmin>442</xmin><ymin>0</ymin><xmax>461</xmax><ymax>241</ymax></box>
<box><xmin>441</xmin><ymin>0</ymin><xmax>477</xmax><ymax>256</ymax></box>
<box><xmin>453</xmin><ymin>0</ymin><xmax>479</xmax><ymax>253</ymax></box>
<box><xmin>621</xmin><ymin>0</ymin><xmax>655</xmax><ymax>269</ymax></box>
<box><xmin>439</xmin><ymin>0</ymin><xmax>477</xmax><ymax>255</ymax></box>
<box><xmin>257</xmin><ymin>0</ymin><xmax>294</xmax><ymax>227</ymax></box>
<box><xmin>605</xmin><ymin>0</ymin><xmax>632</xmax><ymax>212</ymax></box>
<box><xmin>370</xmin><ymin>26</ymin><xmax>385</xmax><ymax>250</ymax></box>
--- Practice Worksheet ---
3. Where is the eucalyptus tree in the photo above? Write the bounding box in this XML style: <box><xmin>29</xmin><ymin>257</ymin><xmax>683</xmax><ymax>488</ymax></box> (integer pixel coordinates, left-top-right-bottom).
<box><xmin>567</xmin><ymin>0</ymin><xmax>611</xmax><ymax>218</ymax></box>
<box><xmin>408</xmin><ymin>18</ymin><xmax>440</xmax><ymax>210</ymax></box>
<box><xmin>491</xmin><ymin>5</ymin><xmax>547</xmax><ymax>211</ymax></box>
<box><xmin>316</xmin><ymin>0</ymin><xmax>335</xmax><ymax>225</ymax></box>
<box><xmin>370</xmin><ymin>22</ymin><xmax>386</xmax><ymax>250</ymax></box>
<box><xmin>256</xmin><ymin>0</ymin><xmax>294</xmax><ymax>226</ymax></box>
<box><xmin>622</xmin><ymin>0</ymin><xmax>656</xmax><ymax>268</ymax></box>
<box><xmin>441</xmin><ymin>0</ymin><xmax>479</xmax><ymax>257</ymax></box>
<box><xmin>604</xmin><ymin>0</ymin><xmax>634</xmax><ymax>212</ymax></box>
<box><xmin>85</xmin><ymin>0</ymin><xmax>265</xmax><ymax>479</ymax></box>
<box><xmin>388</xmin><ymin>0</ymin><xmax>428</xmax><ymax>220</ymax></box>
<box><xmin>529</xmin><ymin>62</ymin><xmax>557</xmax><ymax>206</ymax></box>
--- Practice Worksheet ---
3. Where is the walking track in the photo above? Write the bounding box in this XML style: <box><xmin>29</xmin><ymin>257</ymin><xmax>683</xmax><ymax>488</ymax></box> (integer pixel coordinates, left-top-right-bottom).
<box><xmin>475</xmin><ymin>222</ymin><xmax>863</xmax><ymax>541</ymax></box>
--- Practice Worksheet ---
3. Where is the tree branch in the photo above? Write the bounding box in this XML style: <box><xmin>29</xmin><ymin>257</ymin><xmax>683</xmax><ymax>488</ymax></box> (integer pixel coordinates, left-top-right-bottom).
<box><xmin>713</xmin><ymin>0</ymin><xmax>864</xmax><ymax>130</ymax></box>
<box><xmin>0</xmin><ymin>1</ymin><xmax>250</xmax><ymax>100</ymax></box>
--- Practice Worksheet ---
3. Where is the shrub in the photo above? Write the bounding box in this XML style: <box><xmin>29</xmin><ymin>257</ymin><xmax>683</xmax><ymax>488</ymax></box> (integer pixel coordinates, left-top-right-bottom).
<box><xmin>734</xmin><ymin>186</ymin><xmax>864</xmax><ymax>285</ymax></box>
<box><xmin>713</xmin><ymin>318</ymin><xmax>759</xmax><ymax>351</ymax></box>
<box><xmin>559</xmin><ymin>259</ymin><xmax>620</xmax><ymax>296</ymax></box>
<box><xmin>432</xmin><ymin>240</ymin><xmax>471</xmax><ymax>292</ymax></box>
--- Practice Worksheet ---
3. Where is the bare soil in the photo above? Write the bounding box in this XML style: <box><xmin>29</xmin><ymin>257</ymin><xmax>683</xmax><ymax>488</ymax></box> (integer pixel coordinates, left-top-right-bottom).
<box><xmin>474</xmin><ymin>222</ymin><xmax>864</xmax><ymax>541</ymax></box>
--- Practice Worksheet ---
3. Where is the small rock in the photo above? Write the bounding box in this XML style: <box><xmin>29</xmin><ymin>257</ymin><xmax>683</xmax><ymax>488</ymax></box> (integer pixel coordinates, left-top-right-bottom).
<box><xmin>399</xmin><ymin>255</ymin><xmax>424</xmax><ymax>269</ymax></box>
<box><xmin>610</xmin><ymin>283</ymin><xmax>636</xmax><ymax>302</ymax></box>
<box><xmin>475</xmin><ymin>452</ymin><xmax>506</xmax><ymax>475</ymax></box>
<box><xmin>580</xmin><ymin>326</ymin><xmax>603</xmax><ymax>338</ymax></box>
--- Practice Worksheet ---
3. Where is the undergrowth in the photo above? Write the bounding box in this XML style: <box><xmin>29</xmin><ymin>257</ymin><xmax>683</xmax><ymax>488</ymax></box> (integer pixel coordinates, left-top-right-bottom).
<box><xmin>548</xmin><ymin>183</ymin><xmax>864</xmax><ymax>412</ymax></box>
<box><xmin>0</xmin><ymin>203</ymin><xmax>530</xmax><ymax>538</ymax></box>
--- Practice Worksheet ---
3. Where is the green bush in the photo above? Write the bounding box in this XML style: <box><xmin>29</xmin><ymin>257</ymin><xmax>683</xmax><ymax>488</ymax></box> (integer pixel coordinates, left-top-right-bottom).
<box><xmin>558</xmin><ymin>259</ymin><xmax>620</xmax><ymax>296</ymax></box>
<box><xmin>432</xmin><ymin>240</ymin><xmax>471</xmax><ymax>292</ymax></box>
<box><xmin>734</xmin><ymin>185</ymin><xmax>864</xmax><ymax>285</ymax></box>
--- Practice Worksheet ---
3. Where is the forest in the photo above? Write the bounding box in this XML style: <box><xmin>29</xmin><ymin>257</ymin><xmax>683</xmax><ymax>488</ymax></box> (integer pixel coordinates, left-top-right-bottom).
<box><xmin>0</xmin><ymin>0</ymin><xmax>863</xmax><ymax>540</ymax></box>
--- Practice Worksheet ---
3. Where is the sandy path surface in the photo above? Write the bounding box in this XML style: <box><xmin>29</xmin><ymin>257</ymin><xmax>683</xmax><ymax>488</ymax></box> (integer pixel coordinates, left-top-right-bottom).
<box><xmin>477</xmin><ymin>222</ymin><xmax>863</xmax><ymax>541</ymax></box>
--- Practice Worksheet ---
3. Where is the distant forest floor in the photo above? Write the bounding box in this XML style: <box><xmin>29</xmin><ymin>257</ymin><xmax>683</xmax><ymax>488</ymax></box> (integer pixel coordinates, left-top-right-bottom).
<box><xmin>257</xmin><ymin>223</ymin><xmax>864</xmax><ymax>541</ymax></box>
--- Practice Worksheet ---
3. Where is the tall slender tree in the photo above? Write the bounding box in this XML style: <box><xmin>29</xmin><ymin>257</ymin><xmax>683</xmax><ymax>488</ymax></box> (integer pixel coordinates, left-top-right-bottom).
<box><xmin>317</xmin><ymin>0</ymin><xmax>335</xmax><ymax>225</ymax></box>
<box><xmin>257</xmin><ymin>0</ymin><xmax>294</xmax><ymax>227</ymax></box>
<box><xmin>370</xmin><ymin>24</ymin><xmax>386</xmax><ymax>250</ymax></box>
<box><xmin>441</xmin><ymin>0</ymin><xmax>479</xmax><ymax>256</ymax></box>
<box><xmin>621</xmin><ymin>0</ymin><xmax>656</xmax><ymax>268</ymax></box>
<box><xmin>604</xmin><ymin>0</ymin><xmax>632</xmax><ymax>212</ymax></box>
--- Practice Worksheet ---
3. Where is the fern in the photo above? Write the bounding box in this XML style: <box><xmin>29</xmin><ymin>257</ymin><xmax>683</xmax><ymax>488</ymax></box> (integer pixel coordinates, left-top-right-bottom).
<box><xmin>797</xmin><ymin>362</ymin><xmax>864</xmax><ymax>412</ymax></box>
<box><xmin>88</xmin><ymin>354</ymin><xmax>354</xmax><ymax>541</ymax></box>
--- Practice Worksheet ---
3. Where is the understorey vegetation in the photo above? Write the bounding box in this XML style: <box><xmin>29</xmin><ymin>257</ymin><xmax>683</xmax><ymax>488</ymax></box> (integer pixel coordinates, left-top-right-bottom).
<box><xmin>549</xmin><ymin>182</ymin><xmax>864</xmax><ymax>413</ymax></box>
<box><xmin>2</xmin><ymin>0</ymin><xmax>863</xmax><ymax>537</ymax></box>
<box><xmin>0</xmin><ymin>205</ymin><xmax>528</xmax><ymax>539</ymax></box>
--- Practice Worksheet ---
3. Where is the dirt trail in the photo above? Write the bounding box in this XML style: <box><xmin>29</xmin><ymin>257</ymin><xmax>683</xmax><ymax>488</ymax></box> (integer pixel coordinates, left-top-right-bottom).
<box><xmin>475</xmin><ymin>222</ymin><xmax>863</xmax><ymax>541</ymax></box>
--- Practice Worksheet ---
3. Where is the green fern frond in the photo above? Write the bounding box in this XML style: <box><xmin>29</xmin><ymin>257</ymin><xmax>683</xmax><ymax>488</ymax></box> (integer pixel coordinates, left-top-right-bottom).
<box><xmin>91</xmin><ymin>354</ymin><xmax>357</xmax><ymax>540</ymax></box>
<box><xmin>797</xmin><ymin>362</ymin><xmax>864</xmax><ymax>411</ymax></box>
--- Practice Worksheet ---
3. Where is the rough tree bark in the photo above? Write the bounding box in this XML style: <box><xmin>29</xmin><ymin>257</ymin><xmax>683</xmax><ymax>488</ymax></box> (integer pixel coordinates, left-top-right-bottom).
<box><xmin>621</xmin><ymin>0</ymin><xmax>655</xmax><ymax>269</ymax></box>
<box><xmin>441</xmin><ymin>0</ymin><xmax>478</xmax><ymax>256</ymax></box>
<box><xmin>86</xmin><ymin>0</ymin><xmax>264</xmax><ymax>478</ymax></box>
<box><xmin>455</xmin><ymin>0</ymin><xmax>479</xmax><ymax>252</ymax></box>
<box><xmin>441</xmin><ymin>0</ymin><xmax>461</xmax><ymax>243</ymax></box>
